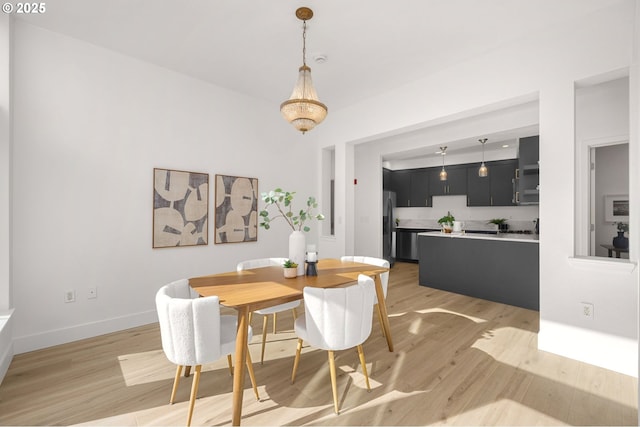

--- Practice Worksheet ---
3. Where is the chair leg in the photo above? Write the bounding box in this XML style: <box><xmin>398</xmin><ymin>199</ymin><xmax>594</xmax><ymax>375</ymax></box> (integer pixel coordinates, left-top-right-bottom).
<box><xmin>260</xmin><ymin>315</ymin><xmax>269</xmax><ymax>364</ymax></box>
<box><xmin>170</xmin><ymin>365</ymin><xmax>183</xmax><ymax>404</ymax></box>
<box><xmin>272</xmin><ymin>312</ymin><xmax>277</xmax><ymax>334</ymax></box>
<box><xmin>291</xmin><ymin>338</ymin><xmax>303</xmax><ymax>384</ymax></box>
<box><xmin>245</xmin><ymin>349</ymin><xmax>260</xmax><ymax>401</ymax></box>
<box><xmin>227</xmin><ymin>354</ymin><xmax>233</xmax><ymax>376</ymax></box>
<box><xmin>186</xmin><ymin>365</ymin><xmax>202</xmax><ymax>427</ymax></box>
<box><xmin>184</xmin><ymin>365</ymin><xmax>191</xmax><ymax>377</ymax></box>
<box><xmin>248</xmin><ymin>311</ymin><xmax>253</xmax><ymax>325</ymax></box>
<box><xmin>328</xmin><ymin>350</ymin><xmax>340</xmax><ymax>414</ymax></box>
<box><xmin>292</xmin><ymin>307</ymin><xmax>298</xmax><ymax>320</ymax></box>
<box><xmin>375</xmin><ymin>303</ymin><xmax>386</xmax><ymax>339</ymax></box>
<box><xmin>357</xmin><ymin>345</ymin><xmax>371</xmax><ymax>391</ymax></box>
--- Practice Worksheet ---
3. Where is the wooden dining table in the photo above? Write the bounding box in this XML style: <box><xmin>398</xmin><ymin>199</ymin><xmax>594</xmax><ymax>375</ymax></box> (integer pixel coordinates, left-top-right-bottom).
<box><xmin>189</xmin><ymin>258</ymin><xmax>393</xmax><ymax>426</ymax></box>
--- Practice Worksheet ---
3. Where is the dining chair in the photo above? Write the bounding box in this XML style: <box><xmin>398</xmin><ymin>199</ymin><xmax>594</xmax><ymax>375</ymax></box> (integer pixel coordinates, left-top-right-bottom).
<box><xmin>340</xmin><ymin>255</ymin><xmax>390</xmax><ymax>338</ymax></box>
<box><xmin>156</xmin><ymin>279</ymin><xmax>259</xmax><ymax>427</ymax></box>
<box><xmin>237</xmin><ymin>258</ymin><xmax>301</xmax><ymax>364</ymax></box>
<box><xmin>291</xmin><ymin>275</ymin><xmax>376</xmax><ymax>414</ymax></box>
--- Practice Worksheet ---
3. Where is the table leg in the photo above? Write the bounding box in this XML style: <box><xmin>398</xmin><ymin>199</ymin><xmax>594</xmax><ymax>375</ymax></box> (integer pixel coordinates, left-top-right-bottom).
<box><xmin>373</xmin><ymin>274</ymin><xmax>394</xmax><ymax>352</ymax></box>
<box><xmin>607</xmin><ymin>248</ymin><xmax>613</xmax><ymax>258</ymax></box>
<box><xmin>232</xmin><ymin>307</ymin><xmax>249</xmax><ymax>426</ymax></box>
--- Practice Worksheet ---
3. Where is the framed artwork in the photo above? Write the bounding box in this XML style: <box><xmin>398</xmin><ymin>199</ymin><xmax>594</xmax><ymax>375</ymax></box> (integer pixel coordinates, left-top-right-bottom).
<box><xmin>604</xmin><ymin>194</ymin><xmax>629</xmax><ymax>223</ymax></box>
<box><xmin>214</xmin><ymin>174</ymin><xmax>258</xmax><ymax>244</ymax></box>
<box><xmin>153</xmin><ymin>168</ymin><xmax>209</xmax><ymax>248</ymax></box>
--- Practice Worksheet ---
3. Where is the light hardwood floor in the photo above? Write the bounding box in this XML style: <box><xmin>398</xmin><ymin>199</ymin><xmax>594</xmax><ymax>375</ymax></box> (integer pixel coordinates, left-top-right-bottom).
<box><xmin>0</xmin><ymin>262</ymin><xmax>637</xmax><ymax>426</ymax></box>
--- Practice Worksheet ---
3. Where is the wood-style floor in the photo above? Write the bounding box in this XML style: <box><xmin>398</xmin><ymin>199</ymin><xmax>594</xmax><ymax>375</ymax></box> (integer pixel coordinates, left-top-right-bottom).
<box><xmin>0</xmin><ymin>262</ymin><xmax>637</xmax><ymax>426</ymax></box>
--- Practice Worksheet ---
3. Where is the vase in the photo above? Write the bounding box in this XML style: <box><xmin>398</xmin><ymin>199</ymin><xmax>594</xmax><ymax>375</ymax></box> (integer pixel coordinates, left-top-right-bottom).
<box><xmin>283</xmin><ymin>267</ymin><xmax>298</xmax><ymax>278</ymax></box>
<box><xmin>289</xmin><ymin>230</ymin><xmax>306</xmax><ymax>276</ymax></box>
<box><xmin>613</xmin><ymin>231</ymin><xmax>629</xmax><ymax>249</ymax></box>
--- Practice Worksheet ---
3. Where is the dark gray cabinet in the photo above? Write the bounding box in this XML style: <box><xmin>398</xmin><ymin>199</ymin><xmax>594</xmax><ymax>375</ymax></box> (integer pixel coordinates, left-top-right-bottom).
<box><xmin>390</xmin><ymin>170</ymin><xmax>411</xmax><ymax>207</ymax></box>
<box><xmin>517</xmin><ymin>136</ymin><xmax>539</xmax><ymax>205</ymax></box>
<box><xmin>383</xmin><ymin>168</ymin><xmax>391</xmax><ymax>190</ymax></box>
<box><xmin>410</xmin><ymin>169</ymin><xmax>430</xmax><ymax>207</ymax></box>
<box><xmin>491</xmin><ymin>160</ymin><xmax>518</xmax><ymax>206</ymax></box>
<box><xmin>389</xmin><ymin>169</ymin><xmax>430</xmax><ymax>207</ymax></box>
<box><xmin>466</xmin><ymin>163</ymin><xmax>491</xmax><ymax>206</ymax></box>
<box><xmin>389</xmin><ymin>157</ymin><xmax>519</xmax><ymax>208</ymax></box>
<box><xmin>429</xmin><ymin>165</ymin><xmax>467</xmax><ymax>197</ymax></box>
<box><xmin>467</xmin><ymin>160</ymin><xmax>517</xmax><ymax>207</ymax></box>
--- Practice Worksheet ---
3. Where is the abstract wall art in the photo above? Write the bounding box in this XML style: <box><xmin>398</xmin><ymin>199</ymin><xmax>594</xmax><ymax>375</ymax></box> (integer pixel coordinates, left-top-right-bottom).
<box><xmin>153</xmin><ymin>168</ymin><xmax>209</xmax><ymax>248</ymax></box>
<box><xmin>214</xmin><ymin>174</ymin><xmax>258</xmax><ymax>244</ymax></box>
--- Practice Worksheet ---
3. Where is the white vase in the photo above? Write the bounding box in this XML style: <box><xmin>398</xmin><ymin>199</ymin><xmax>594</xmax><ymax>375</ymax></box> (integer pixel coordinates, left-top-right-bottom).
<box><xmin>288</xmin><ymin>230</ymin><xmax>306</xmax><ymax>276</ymax></box>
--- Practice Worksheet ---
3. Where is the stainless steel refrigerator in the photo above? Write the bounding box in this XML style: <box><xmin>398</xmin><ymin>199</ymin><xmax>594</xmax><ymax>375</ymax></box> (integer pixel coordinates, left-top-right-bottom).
<box><xmin>382</xmin><ymin>191</ymin><xmax>396</xmax><ymax>267</ymax></box>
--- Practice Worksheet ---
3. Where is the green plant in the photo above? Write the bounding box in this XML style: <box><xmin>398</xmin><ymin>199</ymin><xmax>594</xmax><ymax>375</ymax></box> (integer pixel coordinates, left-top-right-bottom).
<box><xmin>259</xmin><ymin>188</ymin><xmax>325</xmax><ymax>232</ymax></box>
<box><xmin>437</xmin><ymin>211</ymin><xmax>455</xmax><ymax>226</ymax></box>
<box><xmin>283</xmin><ymin>259</ymin><xmax>298</xmax><ymax>268</ymax></box>
<box><xmin>488</xmin><ymin>218</ymin><xmax>507</xmax><ymax>225</ymax></box>
<box><xmin>615</xmin><ymin>222</ymin><xmax>629</xmax><ymax>233</ymax></box>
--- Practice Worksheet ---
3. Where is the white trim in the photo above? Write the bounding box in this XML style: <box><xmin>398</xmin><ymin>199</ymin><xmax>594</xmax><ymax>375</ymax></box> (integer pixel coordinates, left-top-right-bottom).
<box><xmin>0</xmin><ymin>309</ymin><xmax>14</xmax><ymax>386</ymax></box>
<box><xmin>568</xmin><ymin>256</ymin><xmax>637</xmax><ymax>273</ymax></box>
<box><xmin>13</xmin><ymin>309</ymin><xmax>157</xmax><ymax>354</ymax></box>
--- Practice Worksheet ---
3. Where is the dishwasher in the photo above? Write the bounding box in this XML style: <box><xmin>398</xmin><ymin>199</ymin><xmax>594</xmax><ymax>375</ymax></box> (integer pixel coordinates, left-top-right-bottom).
<box><xmin>396</xmin><ymin>229</ymin><xmax>437</xmax><ymax>262</ymax></box>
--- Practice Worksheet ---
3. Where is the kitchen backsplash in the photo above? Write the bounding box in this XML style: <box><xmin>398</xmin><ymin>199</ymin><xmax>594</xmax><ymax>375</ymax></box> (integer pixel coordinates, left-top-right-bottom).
<box><xmin>395</xmin><ymin>195</ymin><xmax>539</xmax><ymax>232</ymax></box>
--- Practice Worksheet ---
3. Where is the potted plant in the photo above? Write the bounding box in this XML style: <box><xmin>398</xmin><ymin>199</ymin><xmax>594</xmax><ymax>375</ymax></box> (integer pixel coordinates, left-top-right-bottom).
<box><xmin>437</xmin><ymin>211</ymin><xmax>455</xmax><ymax>233</ymax></box>
<box><xmin>259</xmin><ymin>188</ymin><xmax>325</xmax><ymax>276</ymax></box>
<box><xmin>489</xmin><ymin>218</ymin><xmax>508</xmax><ymax>232</ymax></box>
<box><xmin>282</xmin><ymin>259</ymin><xmax>298</xmax><ymax>278</ymax></box>
<box><xmin>613</xmin><ymin>222</ymin><xmax>629</xmax><ymax>249</ymax></box>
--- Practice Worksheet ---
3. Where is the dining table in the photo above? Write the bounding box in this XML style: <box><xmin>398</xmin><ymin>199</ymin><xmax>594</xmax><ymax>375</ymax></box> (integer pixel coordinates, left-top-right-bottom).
<box><xmin>189</xmin><ymin>258</ymin><xmax>393</xmax><ymax>426</ymax></box>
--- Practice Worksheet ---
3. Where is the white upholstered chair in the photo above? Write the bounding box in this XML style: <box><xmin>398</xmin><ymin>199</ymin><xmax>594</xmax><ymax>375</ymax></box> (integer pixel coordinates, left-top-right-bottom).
<box><xmin>340</xmin><ymin>256</ymin><xmax>390</xmax><ymax>337</ymax></box>
<box><xmin>291</xmin><ymin>275</ymin><xmax>376</xmax><ymax>414</ymax></box>
<box><xmin>156</xmin><ymin>279</ymin><xmax>259</xmax><ymax>426</ymax></box>
<box><xmin>237</xmin><ymin>258</ymin><xmax>301</xmax><ymax>364</ymax></box>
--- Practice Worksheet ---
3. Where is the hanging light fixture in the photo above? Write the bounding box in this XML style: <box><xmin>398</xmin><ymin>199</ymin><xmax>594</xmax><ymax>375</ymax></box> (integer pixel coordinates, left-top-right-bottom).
<box><xmin>439</xmin><ymin>146</ymin><xmax>448</xmax><ymax>181</ymax></box>
<box><xmin>280</xmin><ymin>7</ymin><xmax>328</xmax><ymax>134</ymax></box>
<box><xmin>478</xmin><ymin>138</ymin><xmax>488</xmax><ymax>177</ymax></box>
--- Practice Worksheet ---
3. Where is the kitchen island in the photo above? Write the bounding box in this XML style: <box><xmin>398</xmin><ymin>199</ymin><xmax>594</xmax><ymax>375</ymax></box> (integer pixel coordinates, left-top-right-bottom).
<box><xmin>418</xmin><ymin>231</ymin><xmax>539</xmax><ymax>310</ymax></box>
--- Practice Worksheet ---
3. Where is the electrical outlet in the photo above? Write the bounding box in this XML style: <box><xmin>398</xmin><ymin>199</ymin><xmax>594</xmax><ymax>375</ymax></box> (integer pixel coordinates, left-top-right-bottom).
<box><xmin>88</xmin><ymin>287</ymin><xmax>97</xmax><ymax>299</ymax></box>
<box><xmin>581</xmin><ymin>302</ymin><xmax>594</xmax><ymax>319</ymax></box>
<box><xmin>64</xmin><ymin>290</ymin><xmax>76</xmax><ymax>303</ymax></box>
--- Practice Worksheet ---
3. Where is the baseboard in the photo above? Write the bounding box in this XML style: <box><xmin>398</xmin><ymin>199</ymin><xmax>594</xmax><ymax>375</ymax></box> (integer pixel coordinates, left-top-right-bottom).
<box><xmin>0</xmin><ymin>309</ymin><xmax>15</xmax><ymax>386</ymax></box>
<box><xmin>539</xmin><ymin>319</ymin><xmax>638</xmax><ymax>377</ymax></box>
<box><xmin>13</xmin><ymin>309</ymin><xmax>157</xmax><ymax>355</ymax></box>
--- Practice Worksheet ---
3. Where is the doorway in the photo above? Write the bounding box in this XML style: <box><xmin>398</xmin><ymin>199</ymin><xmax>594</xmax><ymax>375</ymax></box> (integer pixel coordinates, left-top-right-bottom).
<box><xmin>590</xmin><ymin>142</ymin><xmax>629</xmax><ymax>258</ymax></box>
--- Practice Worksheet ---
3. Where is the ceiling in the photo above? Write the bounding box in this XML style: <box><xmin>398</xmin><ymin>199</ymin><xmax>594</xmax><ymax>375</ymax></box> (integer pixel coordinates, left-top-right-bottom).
<box><xmin>16</xmin><ymin>0</ymin><xmax>622</xmax><ymax>112</ymax></box>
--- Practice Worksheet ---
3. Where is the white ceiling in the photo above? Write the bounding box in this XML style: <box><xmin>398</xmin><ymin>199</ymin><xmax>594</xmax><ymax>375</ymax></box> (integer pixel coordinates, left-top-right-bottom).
<box><xmin>16</xmin><ymin>0</ymin><xmax>622</xmax><ymax>112</ymax></box>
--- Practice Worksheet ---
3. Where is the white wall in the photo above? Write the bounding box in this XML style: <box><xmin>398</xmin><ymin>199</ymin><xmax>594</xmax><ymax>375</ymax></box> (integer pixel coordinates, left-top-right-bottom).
<box><xmin>9</xmin><ymin>21</ymin><xmax>317</xmax><ymax>354</ymax></box>
<box><xmin>319</xmin><ymin>1</ymin><xmax>638</xmax><ymax>375</ymax></box>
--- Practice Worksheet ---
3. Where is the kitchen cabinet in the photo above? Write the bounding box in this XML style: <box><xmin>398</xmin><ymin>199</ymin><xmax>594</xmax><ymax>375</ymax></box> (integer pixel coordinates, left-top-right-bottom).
<box><xmin>410</xmin><ymin>169</ymin><xmax>430</xmax><ymax>207</ymax></box>
<box><xmin>419</xmin><ymin>232</ymin><xmax>539</xmax><ymax>310</ymax></box>
<box><xmin>466</xmin><ymin>162</ymin><xmax>491</xmax><ymax>206</ymax></box>
<box><xmin>389</xmin><ymin>169</ymin><xmax>431</xmax><ymax>207</ymax></box>
<box><xmin>467</xmin><ymin>159</ymin><xmax>518</xmax><ymax>206</ymax></box>
<box><xmin>389</xmin><ymin>170</ymin><xmax>411</xmax><ymax>207</ymax></box>
<box><xmin>429</xmin><ymin>165</ymin><xmax>467</xmax><ymax>197</ymax></box>
<box><xmin>383</xmin><ymin>168</ymin><xmax>391</xmax><ymax>190</ymax></box>
<box><xmin>517</xmin><ymin>136</ymin><xmax>539</xmax><ymax>205</ymax></box>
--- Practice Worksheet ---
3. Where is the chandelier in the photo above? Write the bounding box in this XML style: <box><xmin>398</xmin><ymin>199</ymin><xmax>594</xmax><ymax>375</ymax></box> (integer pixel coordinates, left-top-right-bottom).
<box><xmin>280</xmin><ymin>7</ymin><xmax>328</xmax><ymax>134</ymax></box>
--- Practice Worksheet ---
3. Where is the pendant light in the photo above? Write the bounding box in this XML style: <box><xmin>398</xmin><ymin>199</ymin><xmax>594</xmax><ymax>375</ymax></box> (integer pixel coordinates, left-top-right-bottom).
<box><xmin>280</xmin><ymin>7</ymin><xmax>328</xmax><ymax>134</ymax></box>
<box><xmin>478</xmin><ymin>138</ymin><xmax>488</xmax><ymax>177</ymax></box>
<box><xmin>439</xmin><ymin>146</ymin><xmax>448</xmax><ymax>181</ymax></box>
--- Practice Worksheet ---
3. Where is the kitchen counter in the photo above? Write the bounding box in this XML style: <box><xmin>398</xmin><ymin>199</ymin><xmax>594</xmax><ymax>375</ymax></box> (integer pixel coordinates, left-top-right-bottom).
<box><xmin>418</xmin><ymin>232</ymin><xmax>539</xmax><ymax>310</ymax></box>
<box><xmin>418</xmin><ymin>231</ymin><xmax>539</xmax><ymax>243</ymax></box>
